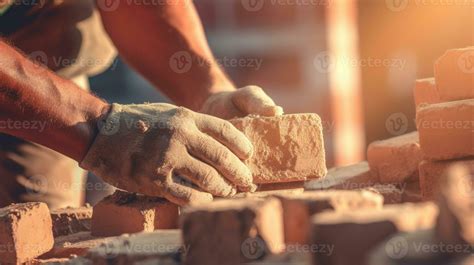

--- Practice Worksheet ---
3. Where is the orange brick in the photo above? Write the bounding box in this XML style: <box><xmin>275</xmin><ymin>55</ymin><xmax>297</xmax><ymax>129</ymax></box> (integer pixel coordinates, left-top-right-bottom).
<box><xmin>0</xmin><ymin>203</ymin><xmax>54</xmax><ymax>264</ymax></box>
<box><xmin>434</xmin><ymin>47</ymin><xmax>474</xmax><ymax>102</ymax></box>
<box><xmin>367</xmin><ymin>132</ymin><xmax>422</xmax><ymax>183</ymax></box>
<box><xmin>91</xmin><ymin>190</ymin><xmax>179</xmax><ymax>237</ymax></box>
<box><xmin>40</xmin><ymin>231</ymin><xmax>114</xmax><ymax>259</ymax></box>
<box><xmin>181</xmin><ymin>198</ymin><xmax>284</xmax><ymax>265</ymax></box>
<box><xmin>51</xmin><ymin>206</ymin><xmax>92</xmax><ymax>237</ymax></box>
<box><xmin>413</xmin><ymin>78</ymin><xmax>440</xmax><ymax>107</ymax></box>
<box><xmin>305</xmin><ymin>162</ymin><xmax>376</xmax><ymax>191</ymax></box>
<box><xmin>311</xmin><ymin>202</ymin><xmax>438</xmax><ymax>265</ymax></box>
<box><xmin>276</xmin><ymin>190</ymin><xmax>382</xmax><ymax>245</ymax></box>
<box><xmin>230</xmin><ymin>114</ymin><xmax>327</xmax><ymax>184</ymax></box>
<box><xmin>419</xmin><ymin>159</ymin><xmax>474</xmax><ymax>201</ymax></box>
<box><xmin>416</xmin><ymin>99</ymin><xmax>474</xmax><ymax>160</ymax></box>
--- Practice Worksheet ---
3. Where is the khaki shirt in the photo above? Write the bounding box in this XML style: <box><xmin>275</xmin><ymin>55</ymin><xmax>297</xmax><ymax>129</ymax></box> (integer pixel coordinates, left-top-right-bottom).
<box><xmin>0</xmin><ymin>0</ymin><xmax>116</xmax><ymax>79</ymax></box>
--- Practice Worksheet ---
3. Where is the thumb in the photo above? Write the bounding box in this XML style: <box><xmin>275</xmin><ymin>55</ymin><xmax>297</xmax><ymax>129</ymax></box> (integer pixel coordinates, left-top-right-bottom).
<box><xmin>232</xmin><ymin>86</ymin><xmax>284</xmax><ymax>116</ymax></box>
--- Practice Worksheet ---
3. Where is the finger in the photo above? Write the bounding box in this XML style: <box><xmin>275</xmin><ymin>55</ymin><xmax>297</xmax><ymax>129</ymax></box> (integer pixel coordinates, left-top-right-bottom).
<box><xmin>194</xmin><ymin>114</ymin><xmax>253</xmax><ymax>160</ymax></box>
<box><xmin>176</xmin><ymin>156</ymin><xmax>237</xmax><ymax>197</ymax></box>
<box><xmin>232</xmin><ymin>86</ymin><xmax>284</xmax><ymax>116</ymax></box>
<box><xmin>161</xmin><ymin>181</ymin><xmax>213</xmax><ymax>206</ymax></box>
<box><xmin>186</xmin><ymin>133</ymin><xmax>255</xmax><ymax>191</ymax></box>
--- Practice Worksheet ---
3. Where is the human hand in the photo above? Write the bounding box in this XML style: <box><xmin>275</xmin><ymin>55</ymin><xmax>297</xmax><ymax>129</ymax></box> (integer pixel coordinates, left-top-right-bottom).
<box><xmin>201</xmin><ymin>86</ymin><xmax>284</xmax><ymax>119</ymax></box>
<box><xmin>80</xmin><ymin>103</ymin><xmax>255</xmax><ymax>205</ymax></box>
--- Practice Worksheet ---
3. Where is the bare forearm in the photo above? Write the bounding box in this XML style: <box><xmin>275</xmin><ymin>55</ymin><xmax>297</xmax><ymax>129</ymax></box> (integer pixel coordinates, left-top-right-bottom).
<box><xmin>98</xmin><ymin>1</ymin><xmax>235</xmax><ymax>110</ymax></box>
<box><xmin>0</xmin><ymin>41</ymin><xmax>110</xmax><ymax>161</ymax></box>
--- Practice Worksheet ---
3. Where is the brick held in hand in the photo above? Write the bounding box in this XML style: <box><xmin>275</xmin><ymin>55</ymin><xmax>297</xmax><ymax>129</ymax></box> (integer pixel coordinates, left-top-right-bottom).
<box><xmin>0</xmin><ymin>202</ymin><xmax>54</xmax><ymax>264</ymax></box>
<box><xmin>416</xmin><ymin>99</ymin><xmax>474</xmax><ymax>160</ymax></box>
<box><xmin>435</xmin><ymin>164</ymin><xmax>474</xmax><ymax>246</ymax></box>
<box><xmin>419</xmin><ymin>158</ymin><xmax>474</xmax><ymax>201</ymax></box>
<box><xmin>230</xmin><ymin>114</ymin><xmax>327</xmax><ymax>184</ymax></box>
<box><xmin>181</xmin><ymin>198</ymin><xmax>284</xmax><ymax>265</ymax></box>
<box><xmin>305</xmin><ymin>162</ymin><xmax>376</xmax><ymax>191</ymax></box>
<box><xmin>275</xmin><ymin>190</ymin><xmax>383</xmax><ymax>245</ymax></box>
<box><xmin>51</xmin><ymin>206</ymin><xmax>93</xmax><ymax>237</ymax></box>
<box><xmin>310</xmin><ymin>202</ymin><xmax>439</xmax><ymax>265</ymax></box>
<box><xmin>434</xmin><ymin>47</ymin><xmax>474</xmax><ymax>102</ymax></box>
<box><xmin>367</xmin><ymin>132</ymin><xmax>422</xmax><ymax>184</ymax></box>
<box><xmin>91</xmin><ymin>190</ymin><xmax>179</xmax><ymax>237</ymax></box>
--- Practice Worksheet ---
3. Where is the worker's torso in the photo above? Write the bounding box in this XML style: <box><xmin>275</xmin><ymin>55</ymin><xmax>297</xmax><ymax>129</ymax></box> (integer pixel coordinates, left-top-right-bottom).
<box><xmin>0</xmin><ymin>0</ymin><xmax>116</xmax><ymax>79</ymax></box>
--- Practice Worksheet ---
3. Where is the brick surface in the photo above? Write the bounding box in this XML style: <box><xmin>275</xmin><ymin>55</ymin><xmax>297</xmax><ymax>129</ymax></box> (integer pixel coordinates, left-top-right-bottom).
<box><xmin>435</xmin><ymin>164</ymin><xmax>474</xmax><ymax>245</ymax></box>
<box><xmin>419</xmin><ymin>159</ymin><xmax>474</xmax><ymax>201</ymax></box>
<box><xmin>413</xmin><ymin>78</ymin><xmax>440</xmax><ymax>107</ymax></box>
<box><xmin>91</xmin><ymin>190</ymin><xmax>179</xmax><ymax>237</ymax></box>
<box><xmin>367</xmin><ymin>132</ymin><xmax>422</xmax><ymax>183</ymax></box>
<box><xmin>0</xmin><ymin>202</ymin><xmax>54</xmax><ymax>264</ymax></box>
<box><xmin>40</xmin><ymin>231</ymin><xmax>115</xmax><ymax>259</ymax></box>
<box><xmin>276</xmin><ymin>190</ymin><xmax>383</xmax><ymax>245</ymax></box>
<box><xmin>311</xmin><ymin>202</ymin><xmax>439</xmax><ymax>265</ymax></box>
<box><xmin>434</xmin><ymin>47</ymin><xmax>474</xmax><ymax>102</ymax></box>
<box><xmin>416</xmin><ymin>99</ymin><xmax>474</xmax><ymax>160</ymax></box>
<box><xmin>401</xmin><ymin>180</ymin><xmax>422</xmax><ymax>203</ymax></box>
<box><xmin>86</xmin><ymin>230</ymin><xmax>181</xmax><ymax>264</ymax></box>
<box><xmin>181</xmin><ymin>198</ymin><xmax>284</xmax><ymax>265</ymax></box>
<box><xmin>51</xmin><ymin>206</ymin><xmax>92</xmax><ymax>237</ymax></box>
<box><xmin>230</xmin><ymin>114</ymin><xmax>327</xmax><ymax>184</ymax></box>
<box><xmin>365</xmin><ymin>184</ymin><xmax>403</xmax><ymax>205</ymax></box>
<box><xmin>305</xmin><ymin>162</ymin><xmax>376</xmax><ymax>191</ymax></box>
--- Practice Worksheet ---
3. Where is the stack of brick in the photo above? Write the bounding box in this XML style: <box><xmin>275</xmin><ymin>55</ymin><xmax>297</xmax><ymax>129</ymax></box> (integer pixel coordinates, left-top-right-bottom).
<box><xmin>51</xmin><ymin>206</ymin><xmax>92</xmax><ymax>237</ymax></box>
<box><xmin>181</xmin><ymin>197</ymin><xmax>284</xmax><ymax>265</ymax></box>
<box><xmin>368</xmin><ymin>163</ymin><xmax>473</xmax><ymax>265</ymax></box>
<box><xmin>415</xmin><ymin>47</ymin><xmax>474</xmax><ymax>201</ymax></box>
<box><xmin>91</xmin><ymin>190</ymin><xmax>179</xmax><ymax>237</ymax></box>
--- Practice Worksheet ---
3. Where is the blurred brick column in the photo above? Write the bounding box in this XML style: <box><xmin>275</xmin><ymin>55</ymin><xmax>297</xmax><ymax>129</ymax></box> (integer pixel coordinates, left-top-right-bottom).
<box><xmin>326</xmin><ymin>0</ymin><xmax>365</xmax><ymax>165</ymax></box>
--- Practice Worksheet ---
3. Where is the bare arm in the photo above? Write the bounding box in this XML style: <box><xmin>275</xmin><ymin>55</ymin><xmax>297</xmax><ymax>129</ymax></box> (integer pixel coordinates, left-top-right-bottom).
<box><xmin>0</xmin><ymin>41</ymin><xmax>110</xmax><ymax>161</ymax></box>
<box><xmin>97</xmin><ymin>1</ymin><xmax>235</xmax><ymax>111</ymax></box>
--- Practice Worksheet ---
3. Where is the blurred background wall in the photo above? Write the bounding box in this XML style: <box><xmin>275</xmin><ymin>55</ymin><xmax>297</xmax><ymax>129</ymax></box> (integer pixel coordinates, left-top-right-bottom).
<box><xmin>90</xmin><ymin>0</ymin><xmax>472</xmax><ymax>169</ymax></box>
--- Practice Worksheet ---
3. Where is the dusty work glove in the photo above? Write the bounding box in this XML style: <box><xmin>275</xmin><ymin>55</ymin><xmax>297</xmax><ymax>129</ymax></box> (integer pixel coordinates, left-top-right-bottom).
<box><xmin>80</xmin><ymin>103</ymin><xmax>255</xmax><ymax>206</ymax></box>
<box><xmin>201</xmin><ymin>86</ymin><xmax>284</xmax><ymax>119</ymax></box>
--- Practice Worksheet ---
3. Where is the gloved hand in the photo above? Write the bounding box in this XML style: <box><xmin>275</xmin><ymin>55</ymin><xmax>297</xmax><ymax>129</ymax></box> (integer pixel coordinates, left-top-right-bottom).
<box><xmin>80</xmin><ymin>103</ymin><xmax>256</xmax><ymax>206</ymax></box>
<box><xmin>201</xmin><ymin>86</ymin><xmax>284</xmax><ymax>119</ymax></box>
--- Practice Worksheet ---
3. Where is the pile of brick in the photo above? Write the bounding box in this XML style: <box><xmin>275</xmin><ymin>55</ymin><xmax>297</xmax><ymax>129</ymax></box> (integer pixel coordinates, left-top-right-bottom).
<box><xmin>0</xmin><ymin>47</ymin><xmax>471</xmax><ymax>265</ymax></box>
